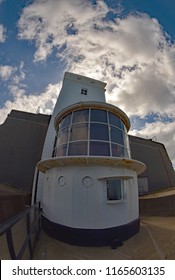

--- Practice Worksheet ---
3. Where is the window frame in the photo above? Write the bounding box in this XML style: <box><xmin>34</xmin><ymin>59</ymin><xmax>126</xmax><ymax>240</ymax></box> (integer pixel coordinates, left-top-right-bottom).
<box><xmin>106</xmin><ymin>178</ymin><xmax>126</xmax><ymax>202</ymax></box>
<box><xmin>54</xmin><ymin>108</ymin><xmax>131</xmax><ymax>158</ymax></box>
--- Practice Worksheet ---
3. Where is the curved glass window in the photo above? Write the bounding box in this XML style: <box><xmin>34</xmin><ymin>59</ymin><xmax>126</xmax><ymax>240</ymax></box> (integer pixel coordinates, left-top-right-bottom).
<box><xmin>70</xmin><ymin>124</ymin><xmax>88</xmax><ymax>141</ymax></box>
<box><xmin>57</xmin><ymin>144</ymin><xmax>67</xmax><ymax>156</ymax></box>
<box><xmin>90</xmin><ymin>123</ymin><xmax>109</xmax><ymax>141</ymax></box>
<box><xmin>57</xmin><ymin>127</ymin><xmax>69</xmax><ymax>145</ymax></box>
<box><xmin>72</xmin><ymin>109</ymin><xmax>89</xmax><ymax>124</ymax></box>
<box><xmin>90</xmin><ymin>141</ymin><xmax>110</xmax><ymax>156</ymax></box>
<box><xmin>108</xmin><ymin>112</ymin><xmax>123</xmax><ymax>130</ymax></box>
<box><xmin>110</xmin><ymin>126</ymin><xmax>123</xmax><ymax>145</ymax></box>
<box><xmin>59</xmin><ymin>114</ymin><xmax>71</xmax><ymax>129</ymax></box>
<box><xmin>91</xmin><ymin>109</ymin><xmax>107</xmax><ymax>123</ymax></box>
<box><xmin>68</xmin><ymin>141</ymin><xmax>87</xmax><ymax>156</ymax></box>
<box><xmin>54</xmin><ymin>108</ymin><xmax>130</xmax><ymax>158</ymax></box>
<box><xmin>111</xmin><ymin>143</ymin><xmax>124</xmax><ymax>157</ymax></box>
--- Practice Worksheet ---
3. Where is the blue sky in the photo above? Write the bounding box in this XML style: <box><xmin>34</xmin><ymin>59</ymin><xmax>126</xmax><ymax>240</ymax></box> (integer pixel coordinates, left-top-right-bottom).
<box><xmin>0</xmin><ymin>0</ymin><xmax>175</xmax><ymax>167</ymax></box>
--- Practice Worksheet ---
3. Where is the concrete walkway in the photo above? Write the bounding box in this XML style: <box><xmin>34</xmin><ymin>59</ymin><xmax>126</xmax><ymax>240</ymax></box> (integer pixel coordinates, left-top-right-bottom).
<box><xmin>33</xmin><ymin>216</ymin><xmax>175</xmax><ymax>260</ymax></box>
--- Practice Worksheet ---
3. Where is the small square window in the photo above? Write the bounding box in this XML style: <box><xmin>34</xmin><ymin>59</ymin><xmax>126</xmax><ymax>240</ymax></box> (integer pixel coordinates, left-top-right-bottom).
<box><xmin>107</xmin><ymin>179</ymin><xmax>125</xmax><ymax>200</ymax></box>
<box><xmin>81</xmin><ymin>88</ymin><xmax>88</xmax><ymax>95</ymax></box>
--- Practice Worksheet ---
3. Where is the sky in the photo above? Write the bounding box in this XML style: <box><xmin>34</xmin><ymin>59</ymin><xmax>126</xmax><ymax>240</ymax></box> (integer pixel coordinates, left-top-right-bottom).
<box><xmin>0</xmin><ymin>0</ymin><xmax>175</xmax><ymax>168</ymax></box>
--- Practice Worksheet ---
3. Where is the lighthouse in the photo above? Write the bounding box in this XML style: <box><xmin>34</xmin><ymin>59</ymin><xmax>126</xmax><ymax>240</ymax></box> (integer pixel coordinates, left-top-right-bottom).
<box><xmin>35</xmin><ymin>72</ymin><xmax>146</xmax><ymax>246</ymax></box>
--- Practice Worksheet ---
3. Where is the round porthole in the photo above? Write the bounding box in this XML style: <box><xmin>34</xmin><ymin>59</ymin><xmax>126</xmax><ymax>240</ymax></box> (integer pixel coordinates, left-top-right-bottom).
<box><xmin>82</xmin><ymin>176</ymin><xmax>93</xmax><ymax>187</ymax></box>
<box><xmin>58</xmin><ymin>176</ymin><xmax>66</xmax><ymax>186</ymax></box>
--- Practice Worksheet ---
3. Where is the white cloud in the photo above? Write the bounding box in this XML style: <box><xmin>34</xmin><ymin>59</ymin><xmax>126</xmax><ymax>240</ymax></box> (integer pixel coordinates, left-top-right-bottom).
<box><xmin>18</xmin><ymin>0</ymin><xmax>175</xmax><ymax>114</ymax></box>
<box><xmin>0</xmin><ymin>24</ymin><xmax>6</xmax><ymax>42</ymax></box>
<box><xmin>0</xmin><ymin>82</ymin><xmax>61</xmax><ymax>124</ymax></box>
<box><xmin>15</xmin><ymin>0</ymin><xmax>175</xmax><ymax>166</ymax></box>
<box><xmin>0</xmin><ymin>65</ymin><xmax>14</xmax><ymax>80</ymax></box>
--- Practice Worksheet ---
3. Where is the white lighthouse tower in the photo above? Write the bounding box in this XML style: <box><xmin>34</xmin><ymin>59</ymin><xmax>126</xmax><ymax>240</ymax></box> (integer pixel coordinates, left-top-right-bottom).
<box><xmin>35</xmin><ymin>72</ymin><xmax>146</xmax><ymax>246</ymax></box>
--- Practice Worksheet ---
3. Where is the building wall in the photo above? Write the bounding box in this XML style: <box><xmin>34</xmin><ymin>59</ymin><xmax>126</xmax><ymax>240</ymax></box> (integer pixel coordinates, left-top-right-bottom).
<box><xmin>0</xmin><ymin>110</ymin><xmax>50</xmax><ymax>192</ymax></box>
<box><xmin>129</xmin><ymin>135</ymin><xmax>175</xmax><ymax>193</ymax></box>
<box><xmin>43</xmin><ymin>165</ymin><xmax>138</xmax><ymax>229</ymax></box>
<box><xmin>139</xmin><ymin>194</ymin><xmax>175</xmax><ymax>216</ymax></box>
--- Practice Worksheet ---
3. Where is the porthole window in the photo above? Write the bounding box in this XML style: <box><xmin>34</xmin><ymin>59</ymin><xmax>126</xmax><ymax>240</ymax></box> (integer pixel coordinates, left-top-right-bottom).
<box><xmin>58</xmin><ymin>176</ymin><xmax>66</xmax><ymax>186</ymax></box>
<box><xmin>82</xmin><ymin>176</ymin><xmax>93</xmax><ymax>187</ymax></box>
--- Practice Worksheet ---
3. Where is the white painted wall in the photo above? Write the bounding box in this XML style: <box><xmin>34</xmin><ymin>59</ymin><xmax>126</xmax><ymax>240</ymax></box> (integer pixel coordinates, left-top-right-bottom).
<box><xmin>34</xmin><ymin>72</ymin><xmax>106</xmax><ymax>203</ymax></box>
<box><xmin>42</xmin><ymin>165</ymin><xmax>138</xmax><ymax>229</ymax></box>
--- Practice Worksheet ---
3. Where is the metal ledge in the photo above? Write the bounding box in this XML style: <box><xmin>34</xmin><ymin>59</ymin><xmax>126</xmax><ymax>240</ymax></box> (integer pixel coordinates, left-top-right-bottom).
<box><xmin>37</xmin><ymin>156</ymin><xmax>146</xmax><ymax>175</ymax></box>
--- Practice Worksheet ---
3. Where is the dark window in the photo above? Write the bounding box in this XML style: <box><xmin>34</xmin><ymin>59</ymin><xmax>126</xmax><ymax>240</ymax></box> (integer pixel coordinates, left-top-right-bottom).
<box><xmin>59</xmin><ymin>113</ymin><xmax>72</xmax><ymax>129</ymax></box>
<box><xmin>56</xmin><ymin>144</ymin><xmax>67</xmax><ymax>156</ymax></box>
<box><xmin>111</xmin><ymin>144</ymin><xmax>124</xmax><ymax>157</ymax></box>
<box><xmin>81</xmin><ymin>88</ymin><xmax>88</xmax><ymax>95</ymax></box>
<box><xmin>110</xmin><ymin>126</ymin><xmax>124</xmax><ymax>145</ymax></box>
<box><xmin>108</xmin><ymin>112</ymin><xmax>122</xmax><ymax>129</ymax></box>
<box><xmin>91</xmin><ymin>109</ymin><xmax>107</xmax><ymax>123</ymax></box>
<box><xmin>90</xmin><ymin>123</ymin><xmax>109</xmax><ymax>141</ymax></box>
<box><xmin>70</xmin><ymin>123</ymin><xmax>88</xmax><ymax>141</ymax></box>
<box><xmin>72</xmin><ymin>109</ymin><xmax>89</xmax><ymax>123</ymax></box>
<box><xmin>107</xmin><ymin>179</ymin><xmax>123</xmax><ymax>200</ymax></box>
<box><xmin>90</xmin><ymin>141</ymin><xmax>110</xmax><ymax>156</ymax></box>
<box><xmin>68</xmin><ymin>141</ymin><xmax>87</xmax><ymax>155</ymax></box>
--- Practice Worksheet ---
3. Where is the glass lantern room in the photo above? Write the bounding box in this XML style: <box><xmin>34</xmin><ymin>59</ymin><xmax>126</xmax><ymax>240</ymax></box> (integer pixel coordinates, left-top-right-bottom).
<box><xmin>53</xmin><ymin>105</ymin><xmax>131</xmax><ymax>159</ymax></box>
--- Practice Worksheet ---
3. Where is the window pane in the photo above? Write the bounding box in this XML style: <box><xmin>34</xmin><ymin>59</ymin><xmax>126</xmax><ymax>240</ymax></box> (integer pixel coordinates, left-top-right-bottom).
<box><xmin>72</xmin><ymin>109</ymin><xmax>89</xmax><ymax>124</ymax></box>
<box><xmin>70</xmin><ymin>124</ymin><xmax>88</xmax><ymax>141</ymax></box>
<box><xmin>107</xmin><ymin>179</ymin><xmax>122</xmax><ymax>200</ymax></box>
<box><xmin>90</xmin><ymin>141</ymin><xmax>110</xmax><ymax>156</ymax></box>
<box><xmin>56</xmin><ymin>144</ymin><xmax>67</xmax><ymax>156</ymax></box>
<box><xmin>68</xmin><ymin>141</ymin><xmax>87</xmax><ymax>155</ymax></box>
<box><xmin>108</xmin><ymin>112</ymin><xmax>122</xmax><ymax>129</ymax></box>
<box><xmin>112</xmin><ymin>144</ymin><xmax>124</xmax><ymax>157</ymax></box>
<box><xmin>57</xmin><ymin>127</ymin><xmax>69</xmax><ymax>145</ymax></box>
<box><xmin>91</xmin><ymin>109</ymin><xmax>107</xmax><ymax>123</ymax></box>
<box><xmin>59</xmin><ymin>113</ymin><xmax>72</xmax><ymax>129</ymax></box>
<box><xmin>90</xmin><ymin>123</ymin><xmax>109</xmax><ymax>141</ymax></box>
<box><xmin>110</xmin><ymin>126</ymin><xmax>124</xmax><ymax>145</ymax></box>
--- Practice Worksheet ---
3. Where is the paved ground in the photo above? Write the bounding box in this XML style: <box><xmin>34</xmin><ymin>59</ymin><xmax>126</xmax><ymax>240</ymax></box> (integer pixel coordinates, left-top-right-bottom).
<box><xmin>33</xmin><ymin>216</ymin><xmax>175</xmax><ymax>260</ymax></box>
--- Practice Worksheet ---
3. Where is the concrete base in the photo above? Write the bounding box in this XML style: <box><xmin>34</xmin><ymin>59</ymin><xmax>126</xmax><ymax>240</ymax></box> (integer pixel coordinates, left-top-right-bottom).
<box><xmin>42</xmin><ymin>216</ymin><xmax>140</xmax><ymax>246</ymax></box>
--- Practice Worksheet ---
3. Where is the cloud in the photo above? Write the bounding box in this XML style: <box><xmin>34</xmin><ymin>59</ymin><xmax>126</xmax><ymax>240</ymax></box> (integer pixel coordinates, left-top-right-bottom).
<box><xmin>0</xmin><ymin>82</ymin><xmax>61</xmax><ymax>124</ymax></box>
<box><xmin>0</xmin><ymin>65</ymin><xmax>14</xmax><ymax>80</ymax></box>
<box><xmin>130</xmin><ymin>121</ymin><xmax>175</xmax><ymax>168</ymax></box>
<box><xmin>12</xmin><ymin>0</ymin><xmax>175</xmax><ymax>166</ymax></box>
<box><xmin>0</xmin><ymin>24</ymin><xmax>6</xmax><ymax>42</ymax></box>
<box><xmin>17</xmin><ymin>1</ymin><xmax>175</xmax><ymax>115</ymax></box>
<box><xmin>0</xmin><ymin>61</ymin><xmax>61</xmax><ymax>123</ymax></box>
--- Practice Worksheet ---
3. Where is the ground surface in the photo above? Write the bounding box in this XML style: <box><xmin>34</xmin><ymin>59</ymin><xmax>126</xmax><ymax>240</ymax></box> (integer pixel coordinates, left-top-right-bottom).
<box><xmin>33</xmin><ymin>216</ymin><xmax>175</xmax><ymax>260</ymax></box>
